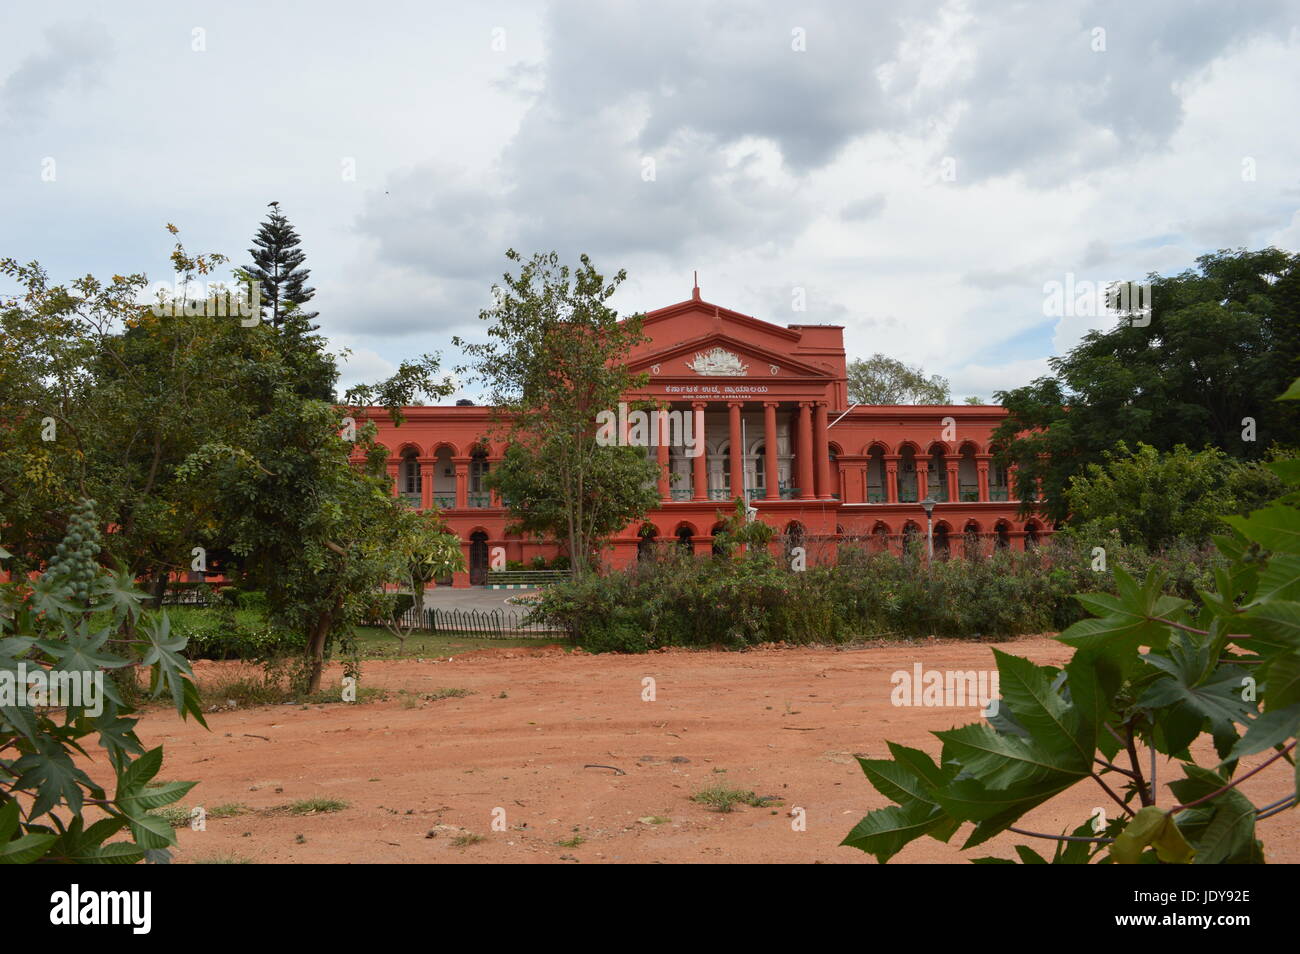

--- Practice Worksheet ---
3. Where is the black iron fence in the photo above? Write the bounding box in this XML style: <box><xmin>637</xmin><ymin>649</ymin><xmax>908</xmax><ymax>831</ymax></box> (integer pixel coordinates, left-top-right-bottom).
<box><xmin>381</xmin><ymin>606</ymin><xmax>565</xmax><ymax>639</ymax></box>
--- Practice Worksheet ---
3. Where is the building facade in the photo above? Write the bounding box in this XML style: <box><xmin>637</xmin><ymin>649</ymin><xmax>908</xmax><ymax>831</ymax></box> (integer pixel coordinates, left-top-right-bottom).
<box><xmin>363</xmin><ymin>287</ymin><xmax>1046</xmax><ymax>586</ymax></box>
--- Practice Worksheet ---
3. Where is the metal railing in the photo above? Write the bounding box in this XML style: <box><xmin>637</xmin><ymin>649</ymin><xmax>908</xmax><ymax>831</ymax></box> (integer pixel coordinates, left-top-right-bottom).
<box><xmin>467</xmin><ymin>491</ymin><xmax>491</xmax><ymax>508</ymax></box>
<box><xmin>485</xmin><ymin>569</ymin><xmax>567</xmax><ymax>587</ymax></box>
<box><xmin>376</xmin><ymin>606</ymin><xmax>563</xmax><ymax>638</ymax></box>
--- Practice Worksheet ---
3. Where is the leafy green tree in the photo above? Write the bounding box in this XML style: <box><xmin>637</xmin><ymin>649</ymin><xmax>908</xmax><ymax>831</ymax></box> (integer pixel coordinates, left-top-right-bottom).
<box><xmin>182</xmin><ymin>359</ymin><xmax>453</xmax><ymax>694</ymax></box>
<box><xmin>0</xmin><ymin>237</ymin><xmax>287</xmax><ymax>606</ymax></box>
<box><xmin>1</xmin><ymin>500</ymin><xmax>205</xmax><ymax>863</ymax></box>
<box><xmin>993</xmin><ymin>248</ymin><xmax>1300</xmax><ymax>521</ymax></box>
<box><xmin>1064</xmin><ymin>442</ymin><xmax>1285</xmax><ymax>550</ymax></box>
<box><xmin>843</xmin><ymin>379</ymin><xmax>1300</xmax><ymax>864</ymax></box>
<box><xmin>392</xmin><ymin>507</ymin><xmax>465</xmax><ymax>622</ymax></box>
<box><xmin>847</xmin><ymin>354</ymin><xmax>950</xmax><ymax>405</ymax></box>
<box><xmin>455</xmin><ymin>250</ymin><xmax>660</xmax><ymax>577</ymax></box>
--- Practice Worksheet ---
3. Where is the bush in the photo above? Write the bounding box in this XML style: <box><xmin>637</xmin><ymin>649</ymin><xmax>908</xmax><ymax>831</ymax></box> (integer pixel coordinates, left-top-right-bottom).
<box><xmin>532</xmin><ymin>536</ymin><xmax>1223</xmax><ymax>653</ymax></box>
<box><xmin>172</xmin><ymin>608</ymin><xmax>304</xmax><ymax>661</ymax></box>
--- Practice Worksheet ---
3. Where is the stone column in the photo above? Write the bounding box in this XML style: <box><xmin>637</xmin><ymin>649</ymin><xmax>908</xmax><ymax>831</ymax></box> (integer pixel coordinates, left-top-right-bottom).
<box><xmin>945</xmin><ymin>454</ymin><xmax>961</xmax><ymax>502</ymax></box>
<box><xmin>453</xmin><ymin>457</ymin><xmax>469</xmax><ymax>509</ymax></box>
<box><xmin>885</xmin><ymin>454</ymin><xmax>900</xmax><ymax>503</ymax></box>
<box><xmin>692</xmin><ymin>402</ymin><xmax>708</xmax><ymax>501</ymax></box>
<box><xmin>915</xmin><ymin>460</ymin><xmax>929</xmax><ymax>501</ymax></box>
<box><xmin>796</xmin><ymin>402</ymin><xmax>815</xmax><ymax>500</ymax></box>
<box><xmin>386</xmin><ymin>459</ymin><xmax>400</xmax><ymax>497</ymax></box>
<box><xmin>763</xmin><ymin>402</ymin><xmax>780</xmax><ymax>500</ymax></box>
<box><xmin>420</xmin><ymin>457</ymin><xmax>434</xmax><ymax>509</ymax></box>
<box><xmin>728</xmin><ymin>402</ymin><xmax>745</xmax><ymax>503</ymax></box>
<box><xmin>976</xmin><ymin>454</ymin><xmax>991</xmax><ymax>501</ymax></box>
<box><xmin>813</xmin><ymin>402</ymin><xmax>832</xmax><ymax>499</ymax></box>
<box><xmin>656</xmin><ymin>409</ymin><xmax>671</xmax><ymax>501</ymax></box>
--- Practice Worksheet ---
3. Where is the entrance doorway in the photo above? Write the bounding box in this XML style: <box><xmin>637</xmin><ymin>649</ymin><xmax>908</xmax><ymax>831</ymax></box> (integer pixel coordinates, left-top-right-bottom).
<box><xmin>469</xmin><ymin>531</ymin><xmax>489</xmax><ymax>585</ymax></box>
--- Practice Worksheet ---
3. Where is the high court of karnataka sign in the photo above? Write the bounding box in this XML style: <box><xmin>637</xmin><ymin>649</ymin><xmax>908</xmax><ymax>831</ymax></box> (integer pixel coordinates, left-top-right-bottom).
<box><xmin>361</xmin><ymin>283</ymin><xmax>1044</xmax><ymax>586</ymax></box>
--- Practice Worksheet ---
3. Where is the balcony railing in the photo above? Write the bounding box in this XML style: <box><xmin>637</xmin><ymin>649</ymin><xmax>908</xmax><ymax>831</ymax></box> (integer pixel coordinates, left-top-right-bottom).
<box><xmin>899</xmin><ymin>488</ymin><xmax>918</xmax><ymax>503</ymax></box>
<box><xmin>959</xmin><ymin>483</ymin><xmax>979</xmax><ymax>502</ymax></box>
<box><xmin>467</xmin><ymin>492</ymin><xmax>491</xmax><ymax>508</ymax></box>
<box><xmin>867</xmin><ymin>490</ymin><xmax>886</xmax><ymax>503</ymax></box>
<box><xmin>779</xmin><ymin>486</ymin><xmax>800</xmax><ymax>500</ymax></box>
<box><xmin>927</xmin><ymin>485</ymin><xmax>949</xmax><ymax>502</ymax></box>
<box><xmin>671</xmin><ymin>488</ymin><xmax>693</xmax><ymax>501</ymax></box>
<box><xmin>433</xmin><ymin>494</ymin><xmax>456</xmax><ymax>508</ymax></box>
<box><xmin>990</xmin><ymin>486</ymin><xmax>1009</xmax><ymax>501</ymax></box>
<box><xmin>400</xmin><ymin>492</ymin><xmax>421</xmax><ymax>507</ymax></box>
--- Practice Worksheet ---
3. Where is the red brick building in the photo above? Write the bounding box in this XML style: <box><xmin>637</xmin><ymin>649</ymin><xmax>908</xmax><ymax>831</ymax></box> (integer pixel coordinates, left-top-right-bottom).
<box><xmin>363</xmin><ymin>286</ymin><xmax>1045</xmax><ymax>586</ymax></box>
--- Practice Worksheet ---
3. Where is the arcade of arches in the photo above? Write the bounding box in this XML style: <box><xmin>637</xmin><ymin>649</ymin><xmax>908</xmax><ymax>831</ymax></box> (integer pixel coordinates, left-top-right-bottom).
<box><xmin>362</xmin><ymin>287</ymin><xmax>1047</xmax><ymax>587</ymax></box>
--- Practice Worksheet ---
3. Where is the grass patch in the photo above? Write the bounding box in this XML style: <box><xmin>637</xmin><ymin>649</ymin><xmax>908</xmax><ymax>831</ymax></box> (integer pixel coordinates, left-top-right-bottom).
<box><xmin>277</xmin><ymin>798</ymin><xmax>349</xmax><ymax>816</ymax></box>
<box><xmin>556</xmin><ymin>834</ymin><xmax>585</xmax><ymax>848</ymax></box>
<box><xmin>147</xmin><ymin>801</ymin><xmax>252</xmax><ymax>828</ymax></box>
<box><xmin>690</xmin><ymin>786</ymin><xmax>784</xmax><ymax>813</ymax></box>
<box><xmin>423</xmin><ymin>687</ymin><xmax>472</xmax><ymax>701</ymax></box>
<box><xmin>451</xmin><ymin>832</ymin><xmax>485</xmax><ymax>847</ymax></box>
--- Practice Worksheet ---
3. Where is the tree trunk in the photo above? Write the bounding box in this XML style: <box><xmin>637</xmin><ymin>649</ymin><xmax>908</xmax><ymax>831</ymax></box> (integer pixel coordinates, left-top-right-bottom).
<box><xmin>411</xmin><ymin>574</ymin><xmax>426</xmax><ymax>623</ymax></box>
<box><xmin>305</xmin><ymin>611</ymin><xmax>333</xmax><ymax>695</ymax></box>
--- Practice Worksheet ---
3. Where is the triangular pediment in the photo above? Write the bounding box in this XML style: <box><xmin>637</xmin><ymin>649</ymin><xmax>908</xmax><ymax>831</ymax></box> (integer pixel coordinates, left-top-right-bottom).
<box><xmin>630</xmin><ymin>332</ymin><xmax>835</xmax><ymax>379</ymax></box>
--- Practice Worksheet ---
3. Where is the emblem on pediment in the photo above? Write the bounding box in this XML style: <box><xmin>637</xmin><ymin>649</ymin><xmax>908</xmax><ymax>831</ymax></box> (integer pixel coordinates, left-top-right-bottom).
<box><xmin>686</xmin><ymin>347</ymin><xmax>748</xmax><ymax>376</ymax></box>
<box><xmin>769</xmin><ymin>364</ymin><xmax>780</xmax><ymax>375</ymax></box>
<box><xmin>651</xmin><ymin>364</ymin><xmax>660</xmax><ymax>375</ymax></box>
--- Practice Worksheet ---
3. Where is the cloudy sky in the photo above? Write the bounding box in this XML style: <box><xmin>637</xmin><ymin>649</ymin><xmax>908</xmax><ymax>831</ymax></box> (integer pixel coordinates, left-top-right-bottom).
<box><xmin>3</xmin><ymin>0</ymin><xmax>1299</xmax><ymax>401</ymax></box>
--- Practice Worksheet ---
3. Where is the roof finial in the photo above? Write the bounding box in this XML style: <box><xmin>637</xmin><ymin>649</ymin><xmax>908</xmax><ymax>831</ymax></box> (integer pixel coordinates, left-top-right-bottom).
<box><xmin>692</xmin><ymin>270</ymin><xmax>700</xmax><ymax>301</ymax></box>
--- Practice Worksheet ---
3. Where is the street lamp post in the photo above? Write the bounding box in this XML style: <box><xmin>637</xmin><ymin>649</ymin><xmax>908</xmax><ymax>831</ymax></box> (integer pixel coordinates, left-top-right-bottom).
<box><xmin>921</xmin><ymin>496</ymin><xmax>937</xmax><ymax>561</ymax></box>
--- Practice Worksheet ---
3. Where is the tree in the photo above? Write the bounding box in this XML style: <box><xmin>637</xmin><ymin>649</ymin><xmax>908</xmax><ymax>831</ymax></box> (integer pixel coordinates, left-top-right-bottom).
<box><xmin>992</xmin><ymin>248</ymin><xmax>1300</xmax><ymax>521</ymax></box>
<box><xmin>394</xmin><ymin>508</ymin><xmax>465</xmax><ymax>622</ymax></box>
<box><xmin>455</xmin><ymin>250</ymin><xmax>660</xmax><ymax>577</ymax></box>
<box><xmin>1</xmin><ymin>500</ymin><xmax>205</xmax><ymax>863</ymax></box>
<box><xmin>1064</xmin><ymin>441</ymin><xmax>1285</xmax><ymax>550</ymax></box>
<box><xmin>185</xmin><ymin>358</ymin><xmax>453</xmax><ymax>694</ymax></box>
<box><xmin>246</xmin><ymin>202</ymin><xmax>319</xmax><ymax>329</ymax></box>
<box><xmin>963</xmin><ymin>395</ymin><xmax>985</xmax><ymax>405</ymax></box>
<box><xmin>490</xmin><ymin>439</ymin><xmax>659</xmax><ymax>569</ymax></box>
<box><xmin>0</xmin><ymin>234</ymin><xmax>304</xmax><ymax>608</ymax></box>
<box><xmin>843</xmin><ymin>377</ymin><xmax>1300</xmax><ymax>863</ymax></box>
<box><xmin>847</xmin><ymin>354</ymin><xmax>950</xmax><ymax>404</ymax></box>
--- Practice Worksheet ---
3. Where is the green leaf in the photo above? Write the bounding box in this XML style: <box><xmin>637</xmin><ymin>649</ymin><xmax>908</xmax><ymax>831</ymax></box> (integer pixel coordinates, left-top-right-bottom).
<box><xmin>840</xmin><ymin>801</ymin><xmax>943</xmax><ymax>863</ymax></box>
<box><xmin>1111</xmin><ymin>805</ymin><xmax>1194</xmax><ymax>864</ymax></box>
<box><xmin>1225</xmin><ymin>505</ymin><xmax>1300</xmax><ymax>556</ymax></box>
<box><xmin>1226</xmin><ymin>702</ymin><xmax>1300</xmax><ymax>761</ymax></box>
<box><xmin>0</xmin><ymin>831</ymin><xmax>57</xmax><ymax>864</ymax></box>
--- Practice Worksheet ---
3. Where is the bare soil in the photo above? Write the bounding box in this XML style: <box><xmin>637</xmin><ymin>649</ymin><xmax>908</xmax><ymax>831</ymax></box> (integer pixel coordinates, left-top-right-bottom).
<box><xmin>139</xmin><ymin>637</ymin><xmax>1298</xmax><ymax>864</ymax></box>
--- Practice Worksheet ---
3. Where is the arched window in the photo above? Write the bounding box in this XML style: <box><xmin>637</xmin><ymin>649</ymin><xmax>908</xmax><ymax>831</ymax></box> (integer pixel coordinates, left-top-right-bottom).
<box><xmin>676</xmin><ymin>525</ymin><xmax>694</xmax><ymax>551</ymax></box>
<box><xmin>638</xmin><ymin>524</ymin><xmax>659</xmax><ymax>562</ymax></box>
<box><xmin>933</xmin><ymin>523</ymin><xmax>951</xmax><ymax>558</ymax></box>
<box><xmin>1024</xmin><ymin>522</ymin><xmax>1040</xmax><ymax>550</ymax></box>
<box><xmin>994</xmin><ymin>521</ymin><xmax>1011</xmax><ymax>550</ymax></box>
<box><xmin>400</xmin><ymin>450</ymin><xmax>421</xmax><ymax>504</ymax></box>
<box><xmin>469</xmin><ymin>448</ymin><xmax>490</xmax><ymax>507</ymax></box>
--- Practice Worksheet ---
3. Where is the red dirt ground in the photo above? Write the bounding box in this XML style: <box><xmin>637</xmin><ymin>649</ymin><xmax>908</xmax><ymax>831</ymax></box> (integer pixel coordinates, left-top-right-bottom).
<box><xmin>139</xmin><ymin>637</ymin><xmax>1298</xmax><ymax>864</ymax></box>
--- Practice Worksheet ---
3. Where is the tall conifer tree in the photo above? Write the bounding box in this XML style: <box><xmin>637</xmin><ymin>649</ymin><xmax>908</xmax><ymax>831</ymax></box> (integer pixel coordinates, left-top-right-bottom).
<box><xmin>246</xmin><ymin>202</ymin><xmax>319</xmax><ymax>327</ymax></box>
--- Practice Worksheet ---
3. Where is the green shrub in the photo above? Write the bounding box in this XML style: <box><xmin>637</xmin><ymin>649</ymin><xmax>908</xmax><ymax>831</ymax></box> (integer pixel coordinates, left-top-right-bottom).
<box><xmin>532</xmin><ymin>533</ymin><xmax>1223</xmax><ymax>652</ymax></box>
